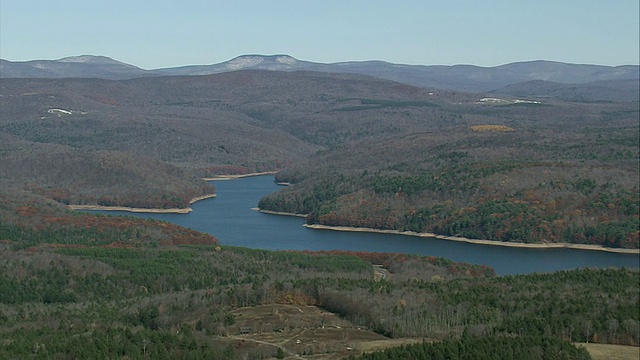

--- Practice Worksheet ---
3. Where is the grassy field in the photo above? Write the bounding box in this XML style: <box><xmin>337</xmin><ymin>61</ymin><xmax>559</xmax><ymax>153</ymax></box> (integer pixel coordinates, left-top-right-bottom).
<box><xmin>578</xmin><ymin>343</ymin><xmax>639</xmax><ymax>360</ymax></box>
<box><xmin>217</xmin><ymin>304</ymin><xmax>426</xmax><ymax>358</ymax></box>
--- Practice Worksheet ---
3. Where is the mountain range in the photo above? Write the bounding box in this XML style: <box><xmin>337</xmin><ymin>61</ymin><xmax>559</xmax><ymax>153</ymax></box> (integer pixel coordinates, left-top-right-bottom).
<box><xmin>0</xmin><ymin>54</ymin><xmax>637</xmax><ymax>359</ymax></box>
<box><xmin>1</xmin><ymin>55</ymin><xmax>638</xmax><ymax>100</ymax></box>
<box><xmin>1</xmin><ymin>55</ymin><xmax>638</xmax><ymax>249</ymax></box>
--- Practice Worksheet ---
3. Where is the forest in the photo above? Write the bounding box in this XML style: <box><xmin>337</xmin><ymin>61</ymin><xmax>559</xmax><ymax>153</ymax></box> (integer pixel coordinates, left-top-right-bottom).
<box><xmin>0</xmin><ymin>72</ymin><xmax>638</xmax><ymax>249</ymax></box>
<box><xmin>346</xmin><ymin>335</ymin><xmax>593</xmax><ymax>360</ymax></box>
<box><xmin>0</xmin><ymin>192</ymin><xmax>638</xmax><ymax>359</ymax></box>
<box><xmin>0</xmin><ymin>68</ymin><xmax>638</xmax><ymax>358</ymax></box>
<box><xmin>259</xmin><ymin>104</ymin><xmax>639</xmax><ymax>249</ymax></box>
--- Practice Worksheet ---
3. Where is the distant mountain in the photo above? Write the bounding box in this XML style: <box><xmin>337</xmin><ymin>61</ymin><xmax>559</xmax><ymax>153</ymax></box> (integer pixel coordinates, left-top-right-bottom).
<box><xmin>1</xmin><ymin>54</ymin><xmax>638</xmax><ymax>99</ymax></box>
<box><xmin>491</xmin><ymin>79</ymin><xmax>640</xmax><ymax>103</ymax></box>
<box><xmin>155</xmin><ymin>56</ymin><xmax>640</xmax><ymax>94</ymax></box>
<box><xmin>153</xmin><ymin>54</ymin><xmax>316</xmax><ymax>75</ymax></box>
<box><xmin>0</xmin><ymin>55</ymin><xmax>150</xmax><ymax>79</ymax></box>
<box><xmin>1</xmin><ymin>70</ymin><xmax>638</xmax><ymax>248</ymax></box>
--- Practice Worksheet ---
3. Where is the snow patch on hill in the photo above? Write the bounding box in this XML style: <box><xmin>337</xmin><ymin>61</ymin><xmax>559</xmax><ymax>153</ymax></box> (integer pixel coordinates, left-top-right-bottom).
<box><xmin>224</xmin><ymin>55</ymin><xmax>299</xmax><ymax>70</ymax></box>
<box><xmin>58</xmin><ymin>55</ymin><xmax>102</xmax><ymax>63</ymax></box>
<box><xmin>47</xmin><ymin>108</ymin><xmax>86</xmax><ymax>116</ymax></box>
<box><xmin>57</xmin><ymin>55</ymin><xmax>128</xmax><ymax>66</ymax></box>
<box><xmin>226</xmin><ymin>56</ymin><xmax>266</xmax><ymax>70</ymax></box>
<box><xmin>275</xmin><ymin>55</ymin><xmax>297</xmax><ymax>65</ymax></box>
<box><xmin>477</xmin><ymin>97</ymin><xmax>541</xmax><ymax>104</ymax></box>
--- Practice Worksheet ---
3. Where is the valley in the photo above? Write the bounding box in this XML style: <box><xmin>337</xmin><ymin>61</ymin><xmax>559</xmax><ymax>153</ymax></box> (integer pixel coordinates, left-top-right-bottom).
<box><xmin>0</xmin><ymin>192</ymin><xmax>637</xmax><ymax>359</ymax></box>
<box><xmin>0</xmin><ymin>56</ymin><xmax>638</xmax><ymax>358</ymax></box>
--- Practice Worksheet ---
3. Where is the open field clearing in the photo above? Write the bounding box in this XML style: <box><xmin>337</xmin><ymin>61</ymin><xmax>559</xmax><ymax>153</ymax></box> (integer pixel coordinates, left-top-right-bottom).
<box><xmin>578</xmin><ymin>343</ymin><xmax>640</xmax><ymax>360</ymax></box>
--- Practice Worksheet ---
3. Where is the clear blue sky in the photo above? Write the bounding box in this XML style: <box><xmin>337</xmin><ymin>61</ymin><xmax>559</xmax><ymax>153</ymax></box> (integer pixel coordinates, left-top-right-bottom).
<box><xmin>1</xmin><ymin>0</ymin><xmax>638</xmax><ymax>69</ymax></box>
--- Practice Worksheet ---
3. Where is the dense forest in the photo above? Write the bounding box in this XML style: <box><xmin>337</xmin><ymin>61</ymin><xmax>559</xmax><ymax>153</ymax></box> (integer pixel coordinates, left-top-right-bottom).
<box><xmin>259</xmin><ymin>101</ymin><xmax>639</xmax><ymax>249</ymax></box>
<box><xmin>347</xmin><ymin>335</ymin><xmax>593</xmax><ymax>360</ymax></box>
<box><xmin>1</xmin><ymin>68</ymin><xmax>638</xmax><ymax>358</ymax></box>
<box><xmin>0</xmin><ymin>193</ymin><xmax>638</xmax><ymax>359</ymax></box>
<box><xmin>1</xmin><ymin>72</ymin><xmax>638</xmax><ymax>248</ymax></box>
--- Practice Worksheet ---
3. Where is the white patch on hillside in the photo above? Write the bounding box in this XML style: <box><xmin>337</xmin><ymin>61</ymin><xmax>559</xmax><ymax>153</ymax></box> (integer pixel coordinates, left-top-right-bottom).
<box><xmin>58</xmin><ymin>55</ymin><xmax>100</xmax><ymax>63</ymax></box>
<box><xmin>226</xmin><ymin>56</ymin><xmax>265</xmax><ymax>70</ymax></box>
<box><xmin>225</xmin><ymin>55</ymin><xmax>298</xmax><ymax>70</ymax></box>
<box><xmin>48</xmin><ymin>108</ymin><xmax>73</xmax><ymax>115</ymax></box>
<box><xmin>477</xmin><ymin>97</ymin><xmax>541</xmax><ymax>104</ymax></box>
<box><xmin>47</xmin><ymin>108</ymin><xmax>87</xmax><ymax>116</ymax></box>
<box><xmin>275</xmin><ymin>56</ymin><xmax>297</xmax><ymax>65</ymax></box>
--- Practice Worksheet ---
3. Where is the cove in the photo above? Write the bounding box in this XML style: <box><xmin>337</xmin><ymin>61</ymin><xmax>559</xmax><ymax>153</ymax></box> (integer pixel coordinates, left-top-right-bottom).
<box><xmin>91</xmin><ymin>175</ymin><xmax>639</xmax><ymax>275</ymax></box>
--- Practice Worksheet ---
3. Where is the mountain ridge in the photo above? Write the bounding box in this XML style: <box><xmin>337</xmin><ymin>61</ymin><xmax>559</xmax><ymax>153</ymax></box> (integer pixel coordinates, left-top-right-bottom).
<box><xmin>490</xmin><ymin>78</ymin><xmax>640</xmax><ymax>102</ymax></box>
<box><xmin>1</xmin><ymin>68</ymin><xmax>638</xmax><ymax>248</ymax></box>
<box><xmin>2</xmin><ymin>55</ymin><xmax>637</xmax><ymax>96</ymax></box>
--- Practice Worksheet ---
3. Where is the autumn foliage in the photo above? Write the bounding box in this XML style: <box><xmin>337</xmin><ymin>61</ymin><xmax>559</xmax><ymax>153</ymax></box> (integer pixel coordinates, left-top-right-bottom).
<box><xmin>469</xmin><ymin>124</ymin><xmax>515</xmax><ymax>132</ymax></box>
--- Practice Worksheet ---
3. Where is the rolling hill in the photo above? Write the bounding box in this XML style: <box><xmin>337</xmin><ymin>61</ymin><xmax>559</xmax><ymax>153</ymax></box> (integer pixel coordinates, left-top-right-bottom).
<box><xmin>0</xmin><ymin>55</ymin><xmax>151</xmax><ymax>79</ymax></box>
<box><xmin>2</xmin><ymin>189</ymin><xmax>636</xmax><ymax>358</ymax></box>
<box><xmin>490</xmin><ymin>79</ymin><xmax>640</xmax><ymax>103</ymax></box>
<box><xmin>1</xmin><ymin>68</ymin><xmax>638</xmax><ymax>248</ymax></box>
<box><xmin>0</xmin><ymin>55</ymin><xmax>638</xmax><ymax>358</ymax></box>
<box><xmin>2</xmin><ymin>55</ymin><xmax>637</xmax><ymax>99</ymax></box>
<box><xmin>0</xmin><ymin>70</ymin><xmax>462</xmax><ymax>208</ymax></box>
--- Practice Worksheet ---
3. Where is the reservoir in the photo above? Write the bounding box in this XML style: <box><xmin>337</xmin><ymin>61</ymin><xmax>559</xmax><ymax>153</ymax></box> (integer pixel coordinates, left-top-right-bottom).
<box><xmin>93</xmin><ymin>175</ymin><xmax>639</xmax><ymax>275</ymax></box>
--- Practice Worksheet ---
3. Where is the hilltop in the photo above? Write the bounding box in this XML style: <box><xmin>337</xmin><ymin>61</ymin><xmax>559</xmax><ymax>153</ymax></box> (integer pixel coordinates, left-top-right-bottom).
<box><xmin>0</xmin><ymin>55</ymin><xmax>638</xmax><ymax>358</ymax></box>
<box><xmin>2</xmin><ymin>55</ymin><xmax>638</xmax><ymax>101</ymax></box>
<box><xmin>1</xmin><ymin>68</ymin><xmax>638</xmax><ymax>246</ymax></box>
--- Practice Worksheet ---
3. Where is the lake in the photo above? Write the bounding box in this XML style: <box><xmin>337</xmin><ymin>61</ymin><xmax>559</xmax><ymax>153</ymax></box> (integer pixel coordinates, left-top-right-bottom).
<box><xmin>92</xmin><ymin>175</ymin><xmax>639</xmax><ymax>275</ymax></box>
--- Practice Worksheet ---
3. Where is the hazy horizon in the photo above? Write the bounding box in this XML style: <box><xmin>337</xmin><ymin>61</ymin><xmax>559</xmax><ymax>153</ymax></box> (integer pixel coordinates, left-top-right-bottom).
<box><xmin>2</xmin><ymin>53</ymin><xmax>639</xmax><ymax>71</ymax></box>
<box><xmin>1</xmin><ymin>0</ymin><xmax>638</xmax><ymax>69</ymax></box>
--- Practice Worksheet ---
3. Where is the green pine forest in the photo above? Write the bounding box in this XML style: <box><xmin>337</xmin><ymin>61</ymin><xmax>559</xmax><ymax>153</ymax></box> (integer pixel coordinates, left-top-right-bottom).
<box><xmin>0</xmin><ymin>192</ymin><xmax>638</xmax><ymax>359</ymax></box>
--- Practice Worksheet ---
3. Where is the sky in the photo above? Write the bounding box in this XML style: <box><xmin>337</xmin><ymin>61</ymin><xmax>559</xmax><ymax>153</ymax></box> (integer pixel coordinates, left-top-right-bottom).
<box><xmin>1</xmin><ymin>0</ymin><xmax>638</xmax><ymax>69</ymax></box>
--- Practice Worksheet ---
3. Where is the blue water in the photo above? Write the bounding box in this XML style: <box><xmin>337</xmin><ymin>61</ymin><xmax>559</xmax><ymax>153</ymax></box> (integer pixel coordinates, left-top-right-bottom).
<box><xmin>92</xmin><ymin>175</ymin><xmax>639</xmax><ymax>275</ymax></box>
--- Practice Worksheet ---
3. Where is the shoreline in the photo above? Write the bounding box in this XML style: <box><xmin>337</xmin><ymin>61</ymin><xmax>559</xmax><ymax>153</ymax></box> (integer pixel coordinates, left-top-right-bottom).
<box><xmin>68</xmin><ymin>171</ymin><xmax>277</xmax><ymax>213</ymax></box>
<box><xmin>203</xmin><ymin>171</ymin><xmax>277</xmax><ymax>181</ymax></box>
<box><xmin>254</xmin><ymin>208</ymin><xmax>307</xmax><ymax>218</ymax></box>
<box><xmin>255</xmin><ymin>208</ymin><xmax>638</xmax><ymax>254</ymax></box>
<box><xmin>68</xmin><ymin>193</ymin><xmax>217</xmax><ymax>214</ymax></box>
<box><xmin>303</xmin><ymin>224</ymin><xmax>640</xmax><ymax>254</ymax></box>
